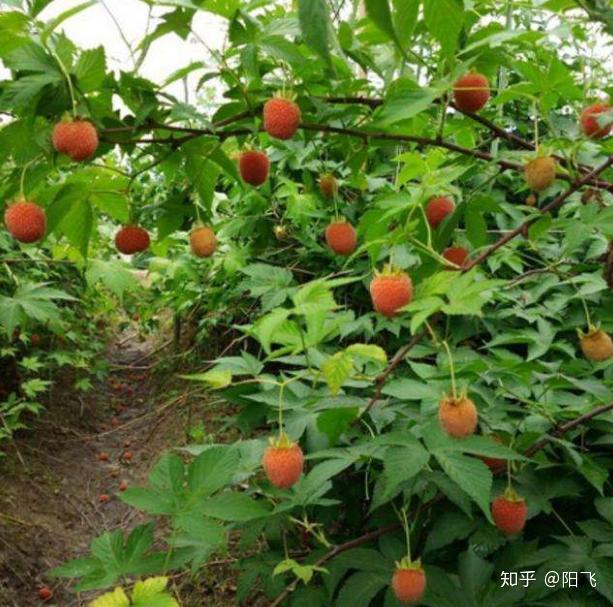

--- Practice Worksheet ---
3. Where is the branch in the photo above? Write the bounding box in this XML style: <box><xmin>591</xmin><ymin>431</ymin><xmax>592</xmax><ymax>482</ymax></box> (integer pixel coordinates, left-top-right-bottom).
<box><xmin>463</xmin><ymin>156</ymin><xmax>613</xmax><ymax>270</ymax></box>
<box><xmin>268</xmin><ymin>522</ymin><xmax>401</xmax><ymax>607</ymax></box>
<box><xmin>524</xmin><ymin>402</ymin><xmax>613</xmax><ymax>457</ymax></box>
<box><xmin>358</xmin><ymin>329</ymin><xmax>428</xmax><ymax>420</ymax></box>
<box><xmin>268</xmin><ymin>402</ymin><xmax>613</xmax><ymax>606</ymax></box>
<box><xmin>323</xmin><ymin>96</ymin><xmax>610</xmax><ymax>189</ymax></box>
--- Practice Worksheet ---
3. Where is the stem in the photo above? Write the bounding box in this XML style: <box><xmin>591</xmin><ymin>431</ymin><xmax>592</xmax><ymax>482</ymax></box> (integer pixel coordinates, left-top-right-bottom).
<box><xmin>48</xmin><ymin>45</ymin><xmax>77</xmax><ymax>116</ymax></box>
<box><xmin>441</xmin><ymin>339</ymin><xmax>457</xmax><ymax>399</ymax></box>
<box><xmin>401</xmin><ymin>507</ymin><xmax>412</xmax><ymax>561</ymax></box>
<box><xmin>278</xmin><ymin>381</ymin><xmax>285</xmax><ymax>432</ymax></box>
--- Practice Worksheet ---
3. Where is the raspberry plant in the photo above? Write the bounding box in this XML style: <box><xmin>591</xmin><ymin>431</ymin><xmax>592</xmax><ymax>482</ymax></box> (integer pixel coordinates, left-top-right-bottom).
<box><xmin>1</xmin><ymin>0</ymin><xmax>613</xmax><ymax>605</ymax></box>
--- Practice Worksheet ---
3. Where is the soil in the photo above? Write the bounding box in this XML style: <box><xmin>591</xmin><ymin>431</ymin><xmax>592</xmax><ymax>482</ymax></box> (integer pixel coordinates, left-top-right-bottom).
<box><xmin>0</xmin><ymin>324</ymin><xmax>238</xmax><ymax>607</ymax></box>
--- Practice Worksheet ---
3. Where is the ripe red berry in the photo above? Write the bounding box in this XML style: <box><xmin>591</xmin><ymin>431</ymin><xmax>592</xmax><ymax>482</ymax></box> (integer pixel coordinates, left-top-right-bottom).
<box><xmin>98</xmin><ymin>452</ymin><xmax>109</xmax><ymax>462</ymax></box>
<box><xmin>319</xmin><ymin>173</ymin><xmax>338</xmax><ymax>199</ymax></box>
<box><xmin>580</xmin><ymin>103</ymin><xmax>611</xmax><ymax>139</ymax></box>
<box><xmin>190</xmin><ymin>226</ymin><xmax>217</xmax><ymax>258</ymax></box>
<box><xmin>492</xmin><ymin>490</ymin><xmax>528</xmax><ymax>535</ymax></box>
<box><xmin>370</xmin><ymin>270</ymin><xmax>413</xmax><ymax>318</ymax></box>
<box><xmin>52</xmin><ymin>119</ymin><xmax>99</xmax><ymax>161</ymax></box>
<box><xmin>453</xmin><ymin>72</ymin><xmax>490</xmax><ymax>113</ymax></box>
<box><xmin>239</xmin><ymin>150</ymin><xmax>270</xmax><ymax>186</ymax></box>
<box><xmin>580</xmin><ymin>327</ymin><xmax>613</xmax><ymax>362</ymax></box>
<box><xmin>438</xmin><ymin>393</ymin><xmax>478</xmax><ymax>438</ymax></box>
<box><xmin>442</xmin><ymin>246</ymin><xmax>469</xmax><ymax>268</ymax></box>
<box><xmin>325</xmin><ymin>221</ymin><xmax>357</xmax><ymax>256</ymax></box>
<box><xmin>4</xmin><ymin>200</ymin><xmax>47</xmax><ymax>243</ymax></box>
<box><xmin>122</xmin><ymin>451</ymin><xmax>133</xmax><ymax>461</ymax></box>
<box><xmin>263</xmin><ymin>96</ymin><xmax>301</xmax><ymax>140</ymax></box>
<box><xmin>524</xmin><ymin>156</ymin><xmax>556</xmax><ymax>192</ymax></box>
<box><xmin>391</xmin><ymin>561</ymin><xmax>427</xmax><ymax>604</ymax></box>
<box><xmin>37</xmin><ymin>586</ymin><xmax>53</xmax><ymax>602</ymax></box>
<box><xmin>262</xmin><ymin>435</ymin><xmax>304</xmax><ymax>489</ymax></box>
<box><xmin>115</xmin><ymin>225</ymin><xmax>150</xmax><ymax>255</ymax></box>
<box><xmin>119</xmin><ymin>480</ymin><xmax>129</xmax><ymax>492</ymax></box>
<box><xmin>99</xmin><ymin>493</ymin><xmax>110</xmax><ymax>503</ymax></box>
<box><xmin>425</xmin><ymin>196</ymin><xmax>455</xmax><ymax>229</ymax></box>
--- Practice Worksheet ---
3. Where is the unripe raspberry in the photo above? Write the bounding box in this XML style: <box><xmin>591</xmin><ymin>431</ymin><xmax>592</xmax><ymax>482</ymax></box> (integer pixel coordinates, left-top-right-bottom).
<box><xmin>524</xmin><ymin>156</ymin><xmax>556</xmax><ymax>192</ymax></box>
<box><xmin>579</xmin><ymin>327</ymin><xmax>613</xmax><ymax>362</ymax></box>
<box><xmin>319</xmin><ymin>173</ymin><xmax>338</xmax><ymax>199</ymax></box>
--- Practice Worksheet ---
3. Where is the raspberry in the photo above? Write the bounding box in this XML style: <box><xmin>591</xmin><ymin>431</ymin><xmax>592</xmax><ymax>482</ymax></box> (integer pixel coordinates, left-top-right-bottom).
<box><xmin>52</xmin><ymin>118</ymin><xmax>99</xmax><ymax>161</ymax></box>
<box><xmin>325</xmin><ymin>220</ymin><xmax>357</xmax><ymax>255</ymax></box>
<box><xmin>4</xmin><ymin>200</ymin><xmax>46</xmax><ymax>243</ymax></box>
<box><xmin>190</xmin><ymin>226</ymin><xmax>217</xmax><ymax>258</ymax></box>
<box><xmin>580</xmin><ymin>103</ymin><xmax>611</xmax><ymax>139</ymax></box>
<box><xmin>37</xmin><ymin>586</ymin><xmax>53</xmax><ymax>602</ymax></box>
<box><xmin>115</xmin><ymin>226</ymin><xmax>150</xmax><ymax>255</ymax></box>
<box><xmin>438</xmin><ymin>393</ymin><xmax>478</xmax><ymax>438</ymax></box>
<box><xmin>442</xmin><ymin>246</ymin><xmax>469</xmax><ymax>268</ymax></box>
<box><xmin>319</xmin><ymin>173</ymin><xmax>338</xmax><ymax>199</ymax></box>
<box><xmin>263</xmin><ymin>95</ymin><xmax>301</xmax><ymax>140</ymax></box>
<box><xmin>239</xmin><ymin>150</ymin><xmax>270</xmax><ymax>186</ymax></box>
<box><xmin>524</xmin><ymin>156</ymin><xmax>556</xmax><ymax>192</ymax></box>
<box><xmin>262</xmin><ymin>434</ymin><xmax>304</xmax><ymax>489</ymax></box>
<box><xmin>392</xmin><ymin>559</ymin><xmax>426</xmax><ymax>605</ymax></box>
<box><xmin>492</xmin><ymin>489</ymin><xmax>528</xmax><ymax>535</ymax></box>
<box><xmin>425</xmin><ymin>197</ymin><xmax>455</xmax><ymax>229</ymax></box>
<box><xmin>453</xmin><ymin>72</ymin><xmax>490</xmax><ymax>113</ymax></box>
<box><xmin>579</xmin><ymin>327</ymin><xmax>613</xmax><ymax>362</ymax></box>
<box><xmin>370</xmin><ymin>270</ymin><xmax>413</xmax><ymax>317</ymax></box>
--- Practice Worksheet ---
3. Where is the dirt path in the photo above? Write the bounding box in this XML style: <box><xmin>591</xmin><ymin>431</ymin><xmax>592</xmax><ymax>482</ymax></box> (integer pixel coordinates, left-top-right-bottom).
<box><xmin>0</xmin><ymin>326</ymin><xmax>180</xmax><ymax>606</ymax></box>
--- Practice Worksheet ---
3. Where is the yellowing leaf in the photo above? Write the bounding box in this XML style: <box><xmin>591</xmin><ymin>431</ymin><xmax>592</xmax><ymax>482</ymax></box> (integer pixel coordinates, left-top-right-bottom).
<box><xmin>89</xmin><ymin>587</ymin><xmax>130</xmax><ymax>607</ymax></box>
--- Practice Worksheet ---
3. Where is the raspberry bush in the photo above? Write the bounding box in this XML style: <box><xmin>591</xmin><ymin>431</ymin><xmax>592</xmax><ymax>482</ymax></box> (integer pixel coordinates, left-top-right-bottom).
<box><xmin>1</xmin><ymin>0</ymin><xmax>613</xmax><ymax>605</ymax></box>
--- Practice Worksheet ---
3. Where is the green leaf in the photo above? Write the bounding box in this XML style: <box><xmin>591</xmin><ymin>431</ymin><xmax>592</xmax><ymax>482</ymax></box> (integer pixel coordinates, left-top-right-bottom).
<box><xmin>423</xmin><ymin>0</ymin><xmax>464</xmax><ymax>55</ymax></box>
<box><xmin>434</xmin><ymin>451</ymin><xmax>493</xmax><ymax>521</ymax></box>
<box><xmin>298</xmin><ymin>0</ymin><xmax>331</xmax><ymax>66</ymax></box>
<box><xmin>201</xmin><ymin>492</ymin><xmax>271</xmax><ymax>521</ymax></box>
<box><xmin>75</xmin><ymin>47</ymin><xmax>107</xmax><ymax>92</ymax></box>
<box><xmin>188</xmin><ymin>445</ymin><xmax>239</xmax><ymax>496</ymax></box>
<box><xmin>364</xmin><ymin>0</ymin><xmax>407</xmax><ymax>61</ymax></box>
<box><xmin>346</xmin><ymin>344</ymin><xmax>387</xmax><ymax>363</ymax></box>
